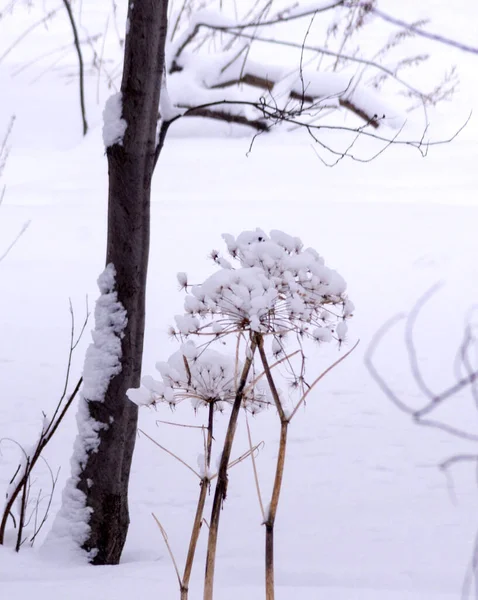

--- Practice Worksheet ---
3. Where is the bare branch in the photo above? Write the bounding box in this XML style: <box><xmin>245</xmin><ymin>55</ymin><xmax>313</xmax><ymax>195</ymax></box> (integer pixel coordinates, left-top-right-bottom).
<box><xmin>181</xmin><ymin>105</ymin><xmax>269</xmax><ymax>131</ymax></box>
<box><xmin>0</xmin><ymin>7</ymin><xmax>62</xmax><ymax>65</ymax></box>
<box><xmin>289</xmin><ymin>339</ymin><xmax>359</xmax><ymax>420</ymax></box>
<box><xmin>404</xmin><ymin>283</ymin><xmax>442</xmax><ymax>402</ymax></box>
<box><xmin>61</xmin><ymin>0</ymin><xmax>88</xmax><ymax>135</ymax></box>
<box><xmin>0</xmin><ymin>220</ymin><xmax>31</xmax><ymax>262</ymax></box>
<box><xmin>174</xmin><ymin>1</ymin><xmax>345</xmax><ymax>61</ymax></box>
<box><xmin>365</xmin><ymin>292</ymin><xmax>478</xmax><ymax>442</ymax></box>
<box><xmin>440</xmin><ymin>454</ymin><xmax>478</xmax><ymax>472</ymax></box>
<box><xmin>359</xmin><ymin>4</ymin><xmax>478</xmax><ymax>56</ymax></box>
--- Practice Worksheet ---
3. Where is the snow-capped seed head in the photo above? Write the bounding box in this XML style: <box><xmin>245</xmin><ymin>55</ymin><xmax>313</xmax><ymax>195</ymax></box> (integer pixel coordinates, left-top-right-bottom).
<box><xmin>218</xmin><ymin>257</ymin><xmax>233</xmax><ymax>269</ymax></box>
<box><xmin>127</xmin><ymin>386</ymin><xmax>152</xmax><ymax>407</ymax></box>
<box><xmin>312</xmin><ymin>327</ymin><xmax>333</xmax><ymax>343</ymax></box>
<box><xmin>270</xmin><ymin>230</ymin><xmax>303</xmax><ymax>254</ymax></box>
<box><xmin>177</xmin><ymin>272</ymin><xmax>188</xmax><ymax>290</ymax></box>
<box><xmin>174</xmin><ymin>314</ymin><xmax>200</xmax><ymax>335</ymax></box>
<box><xmin>181</xmin><ymin>340</ymin><xmax>198</xmax><ymax>360</ymax></box>
<box><xmin>131</xmin><ymin>347</ymin><xmax>269</xmax><ymax>413</ymax></box>
<box><xmin>172</xmin><ymin>230</ymin><xmax>351</xmax><ymax>343</ymax></box>
<box><xmin>336</xmin><ymin>320</ymin><xmax>348</xmax><ymax>343</ymax></box>
<box><xmin>210</xmin><ymin>249</ymin><xmax>220</xmax><ymax>263</ymax></box>
<box><xmin>343</xmin><ymin>298</ymin><xmax>355</xmax><ymax>317</ymax></box>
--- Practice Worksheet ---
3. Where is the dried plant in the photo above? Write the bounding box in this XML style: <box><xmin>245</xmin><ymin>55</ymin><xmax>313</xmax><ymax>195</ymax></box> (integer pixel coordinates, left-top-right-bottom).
<box><xmin>0</xmin><ymin>301</ymin><xmax>89</xmax><ymax>550</ymax></box>
<box><xmin>130</xmin><ymin>228</ymin><xmax>357</xmax><ymax>600</ymax></box>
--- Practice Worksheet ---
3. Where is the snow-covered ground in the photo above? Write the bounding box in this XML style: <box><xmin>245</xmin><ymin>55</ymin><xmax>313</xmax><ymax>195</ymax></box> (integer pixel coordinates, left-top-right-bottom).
<box><xmin>1</xmin><ymin>1</ymin><xmax>478</xmax><ymax>599</ymax></box>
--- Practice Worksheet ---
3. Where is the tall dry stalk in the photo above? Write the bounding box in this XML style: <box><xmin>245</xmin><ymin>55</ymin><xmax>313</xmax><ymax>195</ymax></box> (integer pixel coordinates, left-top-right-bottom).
<box><xmin>180</xmin><ymin>402</ymin><xmax>214</xmax><ymax>600</ymax></box>
<box><xmin>255</xmin><ymin>336</ymin><xmax>359</xmax><ymax>600</ymax></box>
<box><xmin>203</xmin><ymin>335</ymin><xmax>257</xmax><ymax>600</ymax></box>
<box><xmin>130</xmin><ymin>228</ymin><xmax>355</xmax><ymax>600</ymax></box>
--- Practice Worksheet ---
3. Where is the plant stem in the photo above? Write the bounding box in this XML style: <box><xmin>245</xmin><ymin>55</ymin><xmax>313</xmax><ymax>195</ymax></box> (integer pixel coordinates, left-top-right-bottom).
<box><xmin>181</xmin><ymin>480</ymin><xmax>208</xmax><ymax>600</ymax></box>
<box><xmin>181</xmin><ymin>403</ymin><xmax>215</xmax><ymax>600</ymax></box>
<box><xmin>0</xmin><ymin>377</ymin><xmax>82</xmax><ymax>545</ymax></box>
<box><xmin>265</xmin><ymin>421</ymin><xmax>288</xmax><ymax>600</ymax></box>
<box><xmin>257</xmin><ymin>335</ymin><xmax>290</xmax><ymax>600</ymax></box>
<box><xmin>256</xmin><ymin>336</ymin><xmax>286</xmax><ymax>422</ymax></box>
<box><xmin>203</xmin><ymin>335</ymin><xmax>257</xmax><ymax>600</ymax></box>
<box><xmin>15</xmin><ymin>458</ymin><xmax>30</xmax><ymax>552</ymax></box>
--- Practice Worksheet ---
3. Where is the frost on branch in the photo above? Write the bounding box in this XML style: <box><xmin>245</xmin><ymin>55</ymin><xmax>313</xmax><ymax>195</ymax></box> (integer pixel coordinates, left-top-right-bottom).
<box><xmin>44</xmin><ymin>264</ymin><xmax>127</xmax><ymax>562</ymax></box>
<box><xmin>170</xmin><ymin>229</ymin><xmax>353</xmax><ymax>343</ymax></box>
<box><xmin>128</xmin><ymin>341</ymin><xmax>269</xmax><ymax>415</ymax></box>
<box><xmin>102</xmin><ymin>93</ymin><xmax>127</xmax><ymax>147</ymax></box>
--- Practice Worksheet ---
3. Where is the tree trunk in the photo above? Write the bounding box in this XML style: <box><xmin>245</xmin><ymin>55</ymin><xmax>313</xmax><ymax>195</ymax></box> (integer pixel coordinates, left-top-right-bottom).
<box><xmin>76</xmin><ymin>0</ymin><xmax>169</xmax><ymax>565</ymax></box>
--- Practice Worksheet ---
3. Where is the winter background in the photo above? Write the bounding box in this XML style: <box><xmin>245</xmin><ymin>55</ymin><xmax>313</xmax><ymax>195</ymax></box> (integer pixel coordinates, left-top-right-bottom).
<box><xmin>1</xmin><ymin>1</ymin><xmax>478</xmax><ymax>598</ymax></box>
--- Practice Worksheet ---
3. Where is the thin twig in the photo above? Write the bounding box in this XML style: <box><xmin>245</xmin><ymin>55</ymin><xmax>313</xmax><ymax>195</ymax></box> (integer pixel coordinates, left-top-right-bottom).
<box><xmin>152</xmin><ymin>513</ymin><xmax>183</xmax><ymax>588</ymax></box>
<box><xmin>0</xmin><ymin>7</ymin><xmax>62</xmax><ymax>64</ymax></box>
<box><xmin>138</xmin><ymin>429</ymin><xmax>201</xmax><ymax>479</ymax></box>
<box><xmin>289</xmin><ymin>340</ymin><xmax>359</xmax><ymax>421</ymax></box>
<box><xmin>62</xmin><ymin>0</ymin><xmax>88</xmax><ymax>135</ymax></box>
<box><xmin>362</xmin><ymin>4</ymin><xmax>478</xmax><ymax>55</ymax></box>
<box><xmin>245</xmin><ymin>412</ymin><xmax>265</xmax><ymax>521</ymax></box>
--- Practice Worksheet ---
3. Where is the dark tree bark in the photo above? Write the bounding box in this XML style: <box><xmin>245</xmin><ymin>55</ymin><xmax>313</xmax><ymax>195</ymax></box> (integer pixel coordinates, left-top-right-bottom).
<box><xmin>76</xmin><ymin>0</ymin><xmax>169</xmax><ymax>565</ymax></box>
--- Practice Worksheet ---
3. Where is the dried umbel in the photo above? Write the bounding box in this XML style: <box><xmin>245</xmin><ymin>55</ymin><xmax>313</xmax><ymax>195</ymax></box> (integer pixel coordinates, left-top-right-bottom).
<box><xmin>128</xmin><ymin>341</ymin><xmax>269</xmax><ymax>415</ymax></box>
<box><xmin>128</xmin><ymin>228</ymin><xmax>355</xmax><ymax>600</ymax></box>
<box><xmin>172</xmin><ymin>228</ymin><xmax>353</xmax><ymax>345</ymax></box>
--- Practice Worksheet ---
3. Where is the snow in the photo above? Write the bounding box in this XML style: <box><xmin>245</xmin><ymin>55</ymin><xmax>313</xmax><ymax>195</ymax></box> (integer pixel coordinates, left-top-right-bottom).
<box><xmin>102</xmin><ymin>93</ymin><xmax>127</xmax><ymax>148</ymax></box>
<box><xmin>1</xmin><ymin>0</ymin><xmax>478</xmax><ymax>599</ymax></box>
<box><xmin>129</xmin><ymin>343</ymin><xmax>269</xmax><ymax>414</ymax></box>
<box><xmin>43</xmin><ymin>264</ymin><xmax>127</xmax><ymax>562</ymax></box>
<box><xmin>174</xmin><ymin>228</ymin><xmax>350</xmax><ymax>340</ymax></box>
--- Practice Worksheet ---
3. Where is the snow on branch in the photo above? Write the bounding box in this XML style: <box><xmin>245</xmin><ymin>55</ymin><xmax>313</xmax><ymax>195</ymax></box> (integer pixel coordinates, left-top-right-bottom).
<box><xmin>162</xmin><ymin>0</ymin><xmax>458</xmax><ymax>142</ymax></box>
<box><xmin>168</xmin><ymin>2</ymin><xmax>392</xmax><ymax>129</ymax></box>
<box><xmin>153</xmin><ymin>1</ymin><xmax>464</xmax><ymax>167</ymax></box>
<box><xmin>168</xmin><ymin>48</ymin><xmax>394</xmax><ymax>131</ymax></box>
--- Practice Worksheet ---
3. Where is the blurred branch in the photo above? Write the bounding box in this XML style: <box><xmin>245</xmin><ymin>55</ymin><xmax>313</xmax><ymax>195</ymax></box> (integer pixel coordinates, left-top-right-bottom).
<box><xmin>356</xmin><ymin>3</ymin><xmax>478</xmax><ymax>56</ymax></box>
<box><xmin>62</xmin><ymin>0</ymin><xmax>88</xmax><ymax>135</ymax></box>
<box><xmin>366</xmin><ymin>285</ymin><xmax>478</xmax><ymax>441</ymax></box>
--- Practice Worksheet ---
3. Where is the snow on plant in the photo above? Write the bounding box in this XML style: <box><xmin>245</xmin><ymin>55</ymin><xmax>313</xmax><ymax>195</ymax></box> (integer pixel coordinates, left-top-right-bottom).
<box><xmin>44</xmin><ymin>264</ymin><xmax>126</xmax><ymax>562</ymax></box>
<box><xmin>130</xmin><ymin>228</ymin><xmax>356</xmax><ymax>600</ymax></box>
<box><xmin>171</xmin><ymin>228</ymin><xmax>353</xmax><ymax>344</ymax></box>
<box><xmin>128</xmin><ymin>341</ymin><xmax>268</xmax><ymax>600</ymax></box>
<box><xmin>129</xmin><ymin>341</ymin><xmax>270</xmax><ymax>415</ymax></box>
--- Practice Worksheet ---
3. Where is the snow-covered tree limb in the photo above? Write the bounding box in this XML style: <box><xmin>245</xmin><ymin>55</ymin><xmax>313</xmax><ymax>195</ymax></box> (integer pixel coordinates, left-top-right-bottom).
<box><xmin>163</xmin><ymin>0</ymin><xmax>459</xmax><ymax>139</ymax></box>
